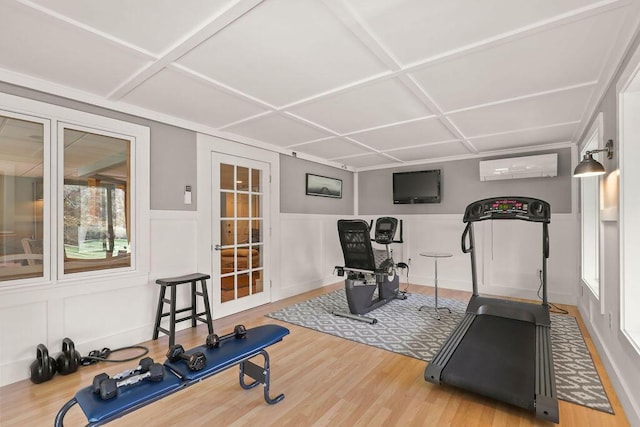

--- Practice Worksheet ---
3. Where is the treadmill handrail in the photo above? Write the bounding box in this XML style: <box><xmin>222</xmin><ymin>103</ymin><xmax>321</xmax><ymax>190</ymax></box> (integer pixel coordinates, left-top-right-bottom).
<box><xmin>544</xmin><ymin>222</ymin><xmax>550</xmax><ymax>259</ymax></box>
<box><xmin>461</xmin><ymin>223</ymin><xmax>473</xmax><ymax>254</ymax></box>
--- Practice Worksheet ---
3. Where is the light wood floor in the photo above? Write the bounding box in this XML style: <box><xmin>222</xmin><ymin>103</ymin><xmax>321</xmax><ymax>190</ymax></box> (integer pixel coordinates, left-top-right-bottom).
<box><xmin>0</xmin><ymin>283</ymin><xmax>628</xmax><ymax>426</ymax></box>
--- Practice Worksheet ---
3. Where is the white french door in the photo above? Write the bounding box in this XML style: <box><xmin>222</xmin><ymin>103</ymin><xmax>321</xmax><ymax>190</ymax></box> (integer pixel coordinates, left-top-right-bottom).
<box><xmin>211</xmin><ymin>152</ymin><xmax>271</xmax><ymax>316</ymax></box>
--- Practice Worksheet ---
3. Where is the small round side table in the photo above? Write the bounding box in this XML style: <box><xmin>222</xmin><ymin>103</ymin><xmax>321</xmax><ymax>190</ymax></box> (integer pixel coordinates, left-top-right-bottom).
<box><xmin>418</xmin><ymin>252</ymin><xmax>452</xmax><ymax>320</ymax></box>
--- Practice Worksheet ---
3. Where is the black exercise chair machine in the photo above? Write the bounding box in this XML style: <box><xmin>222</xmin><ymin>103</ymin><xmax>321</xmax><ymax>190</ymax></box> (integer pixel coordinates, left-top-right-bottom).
<box><xmin>333</xmin><ymin>217</ymin><xmax>408</xmax><ymax>324</ymax></box>
<box><xmin>424</xmin><ymin>197</ymin><xmax>558</xmax><ymax>423</ymax></box>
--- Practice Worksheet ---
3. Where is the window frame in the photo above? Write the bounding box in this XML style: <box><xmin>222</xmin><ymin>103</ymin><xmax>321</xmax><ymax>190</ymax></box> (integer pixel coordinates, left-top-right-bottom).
<box><xmin>579</xmin><ymin>112</ymin><xmax>603</xmax><ymax>305</ymax></box>
<box><xmin>57</xmin><ymin>122</ymin><xmax>137</xmax><ymax>279</ymax></box>
<box><xmin>0</xmin><ymin>109</ymin><xmax>51</xmax><ymax>286</ymax></box>
<box><xmin>0</xmin><ymin>92</ymin><xmax>149</xmax><ymax>289</ymax></box>
<box><xmin>617</xmin><ymin>41</ymin><xmax>640</xmax><ymax>355</ymax></box>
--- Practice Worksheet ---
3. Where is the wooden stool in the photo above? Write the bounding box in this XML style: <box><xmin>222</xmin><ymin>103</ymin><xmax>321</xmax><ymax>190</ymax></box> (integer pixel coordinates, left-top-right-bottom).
<box><xmin>153</xmin><ymin>273</ymin><xmax>214</xmax><ymax>347</ymax></box>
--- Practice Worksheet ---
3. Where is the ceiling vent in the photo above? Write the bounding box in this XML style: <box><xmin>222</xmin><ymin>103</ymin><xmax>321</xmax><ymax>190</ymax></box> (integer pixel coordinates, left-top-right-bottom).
<box><xmin>479</xmin><ymin>153</ymin><xmax>558</xmax><ymax>181</ymax></box>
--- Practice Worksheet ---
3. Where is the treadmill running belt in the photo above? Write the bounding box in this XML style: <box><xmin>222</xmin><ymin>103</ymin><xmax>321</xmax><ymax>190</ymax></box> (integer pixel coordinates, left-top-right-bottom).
<box><xmin>441</xmin><ymin>314</ymin><xmax>536</xmax><ymax>411</ymax></box>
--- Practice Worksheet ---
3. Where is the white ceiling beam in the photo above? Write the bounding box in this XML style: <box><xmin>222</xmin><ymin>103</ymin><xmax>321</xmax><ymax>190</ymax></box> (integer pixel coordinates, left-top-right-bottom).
<box><xmin>14</xmin><ymin>0</ymin><xmax>156</xmax><ymax>59</ymax></box>
<box><xmin>281</xmin><ymin>0</ymin><xmax>628</xmax><ymax>116</ymax></box>
<box><xmin>319</xmin><ymin>0</ymin><xmax>477</xmax><ymax>155</ymax></box>
<box><xmin>403</xmin><ymin>0</ymin><xmax>630</xmax><ymax>73</ymax></box>
<box><xmin>106</xmin><ymin>0</ymin><xmax>265</xmax><ymax>101</ymax></box>
<box><xmin>354</xmin><ymin>141</ymin><xmax>575</xmax><ymax>172</ymax></box>
<box><xmin>170</xmin><ymin>63</ymin><xmax>276</xmax><ymax>110</ymax></box>
<box><xmin>320</xmin><ymin>0</ymin><xmax>401</xmax><ymax>71</ymax></box>
<box><xmin>445</xmin><ymin>82</ymin><xmax>598</xmax><ymax>116</ymax></box>
<box><xmin>467</xmin><ymin>121</ymin><xmax>581</xmax><ymax>140</ymax></box>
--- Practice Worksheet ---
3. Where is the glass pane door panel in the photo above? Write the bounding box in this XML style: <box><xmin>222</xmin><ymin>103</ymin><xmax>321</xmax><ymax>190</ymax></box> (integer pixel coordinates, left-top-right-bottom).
<box><xmin>237</xmin><ymin>272</ymin><xmax>249</xmax><ymax>297</ymax></box>
<box><xmin>251</xmin><ymin>245</ymin><xmax>262</xmax><ymax>268</ymax></box>
<box><xmin>220</xmin><ymin>164</ymin><xmax>234</xmax><ymax>190</ymax></box>
<box><xmin>237</xmin><ymin>194</ymin><xmax>249</xmax><ymax>217</ymax></box>
<box><xmin>252</xmin><ymin>270</ymin><xmax>263</xmax><ymax>293</ymax></box>
<box><xmin>221</xmin><ymin>275</ymin><xmax>234</xmax><ymax>302</ymax></box>
<box><xmin>237</xmin><ymin>167</ymin><xmax>249</xmax><ymax>191</ymax></box>
<box><xmin>252</xmin><ymin>220</ymin><xmax>262</xmax><ymax>243</ymax></box>
<box><xmin>251</xmin><ymin>195</ymin><xmax>261</xmax><ymax>217</ymax></box>
<box><xmin>220</xmin><ymin>192</ymin><xmax>234</xmax><ymax>217</ymax></box>
<box><xmin>251</xmin><ymin>169</ymin><xmax>261</xmax><ymax>192</ymax></box>
<box><xmin>0</xmin><ymin>114</ymin><xmax>45</xmax><ymax>282</ymax></box>
<box><xmin>220</xmin><ymin>220</ymin><xmax>234</xmax><ymax>246</ymax></box>
<box><xmin>237</xmin><ymin>220</ymin><xmax>249</xmax><ymax>246</ymax></box>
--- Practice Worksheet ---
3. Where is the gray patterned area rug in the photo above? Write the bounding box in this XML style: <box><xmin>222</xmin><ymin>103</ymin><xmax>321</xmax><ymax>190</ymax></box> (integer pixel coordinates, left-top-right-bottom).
<box><xmin>266</xmin><ymin>290</ymin><xmax>613</xmax><ymax>414</ymax></box>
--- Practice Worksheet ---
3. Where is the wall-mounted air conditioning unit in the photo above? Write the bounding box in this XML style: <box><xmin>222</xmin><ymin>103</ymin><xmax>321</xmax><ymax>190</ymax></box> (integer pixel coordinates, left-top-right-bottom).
<box><xmin>479</xmin><ymin>153</ymin><xmax>558</xmax><ymax>181</ymax></box>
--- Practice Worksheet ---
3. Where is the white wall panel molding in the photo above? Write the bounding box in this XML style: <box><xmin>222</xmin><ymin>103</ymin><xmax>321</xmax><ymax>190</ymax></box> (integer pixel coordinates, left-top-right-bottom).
<box><xmin>0</xmin><ymin>208</ymin><xmax>202</xmax><ymax>386</ymax></box>
<box><xmin>276</xmin><ymin>213</ymin><xmax>350</xmax><ymax>301</ymax></box>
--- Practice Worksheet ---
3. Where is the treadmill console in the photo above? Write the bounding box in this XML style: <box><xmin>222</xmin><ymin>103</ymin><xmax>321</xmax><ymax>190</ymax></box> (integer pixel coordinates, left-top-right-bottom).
<box><xmin>374</xmin><ymin>217</ymin><xmax>398</xmax><ymax>244</ymax></box>
<box><xmin>463</xmin><ymin>197</ymin><xmax>550</xmax><ymax>223</ymax></box>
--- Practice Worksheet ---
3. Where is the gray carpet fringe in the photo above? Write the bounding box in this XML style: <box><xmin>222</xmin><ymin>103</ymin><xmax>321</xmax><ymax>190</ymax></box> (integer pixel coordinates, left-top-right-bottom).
<box><xmin>266</xmin><ymin>290</ymin><xmax>613</xmax><ymax>414</ymax></box>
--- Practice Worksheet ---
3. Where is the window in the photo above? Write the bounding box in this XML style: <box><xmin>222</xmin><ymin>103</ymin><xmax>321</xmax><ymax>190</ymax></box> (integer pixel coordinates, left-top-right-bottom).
<box><xmin>62</xmin><ymin>127</ymin><xmax>131</xmax><ymax>274</ymax></box>
<box><xmin>0</xmin><ymin>112</ymin><xmax>48</xmax><ymax>282</ymax></box>
<box><xmin>0</xmin><ymin>92</ymin><xmax>149</xmax><ymax>286</ymax></box>
<box><xmin>579</xmin><ymin>113</ymin><xmax>602</xmax><ymax>300</ymax></box>
<box><xmin>619</xmin><ymin>46</ymin><xmax>640</xmax><ymax>353</ymax></box>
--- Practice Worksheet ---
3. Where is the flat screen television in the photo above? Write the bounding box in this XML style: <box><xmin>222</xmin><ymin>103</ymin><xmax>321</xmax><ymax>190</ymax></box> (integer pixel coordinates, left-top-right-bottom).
<box><xmin>393</xmin><ymin>169</ymin><xmax>441</xmax><ymax>204</ymax></box>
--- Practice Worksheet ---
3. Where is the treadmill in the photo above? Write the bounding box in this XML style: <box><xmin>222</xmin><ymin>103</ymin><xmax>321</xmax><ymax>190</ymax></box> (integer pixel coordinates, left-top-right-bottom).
<box><xmin>424</xmin><ymin>197</ymin><xmax>558</xmax><ymax>423</ymax></box>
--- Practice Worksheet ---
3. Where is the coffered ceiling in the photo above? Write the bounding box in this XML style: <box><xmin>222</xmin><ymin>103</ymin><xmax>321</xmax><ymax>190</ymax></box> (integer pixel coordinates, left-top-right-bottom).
<box><xmin>0</xmin><ymin>0</ymin><xmax>639</xmax><ymax>170</ymax></box>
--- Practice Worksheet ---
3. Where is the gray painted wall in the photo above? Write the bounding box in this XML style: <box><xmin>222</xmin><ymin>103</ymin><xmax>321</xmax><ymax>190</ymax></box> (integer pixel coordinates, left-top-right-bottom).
<box><xmin>358</xmin><ymin>148</ymin><xmax>572</xmax><ymax>215</ymax></box>
<box><xmin>149</xmin><ymin>122</ymin><xmax>197</xmax><ymax>211</ymax></box>
<box><xmin>0</xmin><ymin>82</ymin><xmax>196</xmax><ymax>211</ymax></box>
<box><xmin>575</xmin><ymin>29</ymin><xmax>640</xmax><ymax>426</ymax></box>
<box><xmin>280</xmin><ymin>154</ymin><xmax>354</xmax><ymax>215</ymax></box>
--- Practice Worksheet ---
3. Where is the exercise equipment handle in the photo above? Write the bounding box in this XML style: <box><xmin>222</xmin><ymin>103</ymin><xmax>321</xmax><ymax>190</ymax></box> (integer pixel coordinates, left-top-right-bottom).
<box><xmin>461</xmin><ymin>223</ymin><xmax>473</xmax><ymax>253</ymax></box>
<box><xmin>543</xmin><ymin>223</ymin><xmax>550</xmax><ymax>259</ymax></box>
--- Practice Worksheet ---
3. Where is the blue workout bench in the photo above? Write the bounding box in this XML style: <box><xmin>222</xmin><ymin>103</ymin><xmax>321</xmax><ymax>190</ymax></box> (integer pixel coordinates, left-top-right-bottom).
<box><xmin>54</xmin><ymin>324</ymin><xmax>289</xmax><ymax>426</ymax></box>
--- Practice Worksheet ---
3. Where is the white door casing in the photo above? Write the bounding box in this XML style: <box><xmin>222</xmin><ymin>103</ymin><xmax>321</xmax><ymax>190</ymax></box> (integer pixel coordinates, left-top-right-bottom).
<box><xmin>196</xmin><ymin>134</ymin><xmax>280</xmax><ymax>319</ymax></box>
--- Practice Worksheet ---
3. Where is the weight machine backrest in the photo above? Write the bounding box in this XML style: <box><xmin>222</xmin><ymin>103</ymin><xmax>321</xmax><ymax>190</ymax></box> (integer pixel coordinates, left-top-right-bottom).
<box><xmin>337</xmin><ymin>220</ymin><xmax>377</xmax><ymax>272</ymax></box>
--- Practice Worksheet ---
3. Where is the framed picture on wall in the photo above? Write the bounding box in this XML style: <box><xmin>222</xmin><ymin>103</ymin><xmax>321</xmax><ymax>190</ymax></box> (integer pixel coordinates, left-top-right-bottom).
<box><xmin>306</xmin><ymin>173</ymin><xmax>342</xmax><ymax>198</ymax></box>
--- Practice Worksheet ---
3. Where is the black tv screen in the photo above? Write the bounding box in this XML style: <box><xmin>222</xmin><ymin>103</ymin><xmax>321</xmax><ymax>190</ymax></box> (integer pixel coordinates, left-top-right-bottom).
<box><xmin>393</xmin><ymin>169</ymin><xmax>441</xmax><ymax>204</ymax></box>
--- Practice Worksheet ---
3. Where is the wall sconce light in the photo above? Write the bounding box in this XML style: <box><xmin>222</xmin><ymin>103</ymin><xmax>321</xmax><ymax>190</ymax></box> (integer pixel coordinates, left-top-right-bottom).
<box><xmin>573</xmin><ymin>139</ymin><xmax>614</xmax><ymax>178</ymax></box>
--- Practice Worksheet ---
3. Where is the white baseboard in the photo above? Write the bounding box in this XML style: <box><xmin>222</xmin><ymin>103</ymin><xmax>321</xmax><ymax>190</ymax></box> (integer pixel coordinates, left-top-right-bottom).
<box><xmin>409</xmin><ymin>275</ymin><xmax>575</xmax><ymax>305</ymax></box>
<box><xmin>274</xmin><ymin>276</ymin><xmax>338</xmax><ymax>301</ymax></box>
<box><xmin>1</xmin><ymin>324</ymin><xmax>155</xmax><ymax>386</ymax></box>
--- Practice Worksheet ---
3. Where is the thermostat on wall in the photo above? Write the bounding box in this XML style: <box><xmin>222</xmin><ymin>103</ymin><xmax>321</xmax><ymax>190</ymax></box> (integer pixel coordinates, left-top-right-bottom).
<box><xmin>184</xmin><ymin>185</ymin><xmax>192</xmax><ymax>205</ymax></box>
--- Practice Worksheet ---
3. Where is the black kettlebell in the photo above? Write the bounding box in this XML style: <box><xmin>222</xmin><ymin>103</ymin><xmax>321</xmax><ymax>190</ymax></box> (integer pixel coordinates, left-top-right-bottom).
<box><xmin>30</xmin><ymin>344</ymin><xmax>57</xmax><ymax>384</ymax></box>
<box><xmin>56</xmin><ymin>338</ymin><xmax>81</xmax><ymax>375</ymax></box>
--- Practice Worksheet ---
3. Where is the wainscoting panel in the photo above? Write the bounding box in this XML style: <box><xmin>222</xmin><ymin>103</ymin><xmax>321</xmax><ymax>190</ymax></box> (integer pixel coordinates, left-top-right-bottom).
<box><xmin>277</xmin><ymin>214</ymin><xmax>347</xmax><ymax>299</ymax></box>
<box><xmin>0</xmin><ymin>210</ymin><xmax>200</xmax><ymax>387</ymax></box>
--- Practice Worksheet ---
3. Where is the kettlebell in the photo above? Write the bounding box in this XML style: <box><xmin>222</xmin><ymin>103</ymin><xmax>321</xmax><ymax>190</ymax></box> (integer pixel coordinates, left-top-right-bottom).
<box><xmin>30</xmin><ymin>344</ymin><xmax>57</xmax><ymax>384</ymax></box>
<box><xmin>56</xmin><ymin>338</ymin><xmax>81</xmax><ymax>375</ymax></box>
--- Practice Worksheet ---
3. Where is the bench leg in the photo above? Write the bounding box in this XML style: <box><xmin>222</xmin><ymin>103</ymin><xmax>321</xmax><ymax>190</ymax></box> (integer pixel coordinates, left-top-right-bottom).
<box><xmin>152</xmin><ymin>286</ymin><xmax>167</xmax><ymax>340</ymax></box>
<box><xmin>169</xmin><ymin>285</ymin><xmax>177</xmax><ymax>347</ymax></box>
<box><xmin>199</xmin><ymin>278</ymin><xmax>214</xmax><ymax>334</ymax></box>
<box><xmin>54</xmin><ymin>397</ymin><xmax>78</xmax><ymax>427</ymax></box>
<box><xmin>190</xmin><ymin>280</ymin><xmax>197</xmax><ymax>328</ymax></box>
<box><xmin>238</xmin><ymin>350</ymin><xmax>284</xmax><ymax>404</ymax></box>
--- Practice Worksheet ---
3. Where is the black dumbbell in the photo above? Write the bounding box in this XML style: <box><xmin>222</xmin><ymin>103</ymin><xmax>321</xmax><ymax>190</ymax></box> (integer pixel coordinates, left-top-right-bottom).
<box><xmin>205</xmin><ymin>324</ymin><xmax>247</xmax><ymax>348</ymax></box>
<box><xmin>99</xmin><ymin>363</ymin><xmax>164</xmax><ymax>400</ymax></box>
<box><xmin>56</xmin><ymin>338</ymin><xmax>81</xmax><ymax>375</ymax></box>
<box><xmin>91</xmin><ymin>357</ymin><xmax>155</xmax><ymax>393</ymax></box>
<box><xmin>166</xmin><ymin>345</ymin><xmax>206</xmax><ymax>371</ymax></box>
<box><xmin>30</xmin><ymin>344</ymin><xmax>57</xmax><ymax>384</ymax></box>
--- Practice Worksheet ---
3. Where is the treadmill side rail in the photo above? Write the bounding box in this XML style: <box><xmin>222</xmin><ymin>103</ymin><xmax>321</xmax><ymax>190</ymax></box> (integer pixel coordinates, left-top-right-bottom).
<box><xmin>424</xmin><ymin>313</ymin><xmax>475</xmax><ymax>384</ymax></box>
<box><xmin>535</xmin><ymin>325</ymin><xmax>559</xmax><ymax>423</ymax></box>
